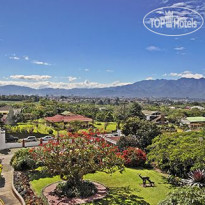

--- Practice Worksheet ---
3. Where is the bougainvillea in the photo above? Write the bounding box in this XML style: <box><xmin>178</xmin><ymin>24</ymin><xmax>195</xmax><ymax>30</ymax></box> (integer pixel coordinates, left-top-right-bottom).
<box><xmin>122</xmin><ymin>147</ymin><xmax>146</xmax><ymax>167</ymax></box>
<box><xmin>30</xmin><ymin>129</ymin><xmax>124</xmax><ymax>187</ymax></box>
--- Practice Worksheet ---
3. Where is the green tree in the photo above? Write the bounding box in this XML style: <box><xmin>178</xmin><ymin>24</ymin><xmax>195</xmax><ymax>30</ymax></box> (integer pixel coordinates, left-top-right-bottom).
<box><xmin>148</xmin><ymin>131</ymin><xmax>205</xmax><ymax>177</ymax></box>
<box><xmin>127</xmin><ymin>102</ymin><xmax>145</xmax><ymax>120</ymax></box>
<box><xmin>122</xmin><ymin>117</ymin><xmax>161</xmax><ymax>149</ymax></box>
<box><xmin>104</xmin><ymin>112</ymin><xmax>114</xmax><ymax>122</ymax></box>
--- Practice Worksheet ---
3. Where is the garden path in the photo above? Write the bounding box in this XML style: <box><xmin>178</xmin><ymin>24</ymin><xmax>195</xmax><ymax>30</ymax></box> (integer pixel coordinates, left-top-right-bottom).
<box><xmin>0</xmin><ymin>149</ymin><xmax>21</xmax><ymax>205</ymax></box>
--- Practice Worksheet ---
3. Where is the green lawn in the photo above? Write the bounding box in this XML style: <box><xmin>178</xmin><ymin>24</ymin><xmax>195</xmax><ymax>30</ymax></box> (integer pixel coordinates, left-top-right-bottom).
<box><xmin>30</xmin><ymin>168</ymin><xmax>172</xmax><ymax>205</ymax></box>
<box><xmin>94</xmin><ymin>122</ymin><xmax>117</xmax><ymax>133</ymax></box>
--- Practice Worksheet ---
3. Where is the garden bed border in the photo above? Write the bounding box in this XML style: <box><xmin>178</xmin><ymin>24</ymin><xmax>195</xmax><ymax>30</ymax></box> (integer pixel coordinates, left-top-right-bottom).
<box><xmin>11</xmin><ymin>170</ymin><xmax>26</xmax><ymax>205</ymax></box>
<box><xmin>42</xmin><ymin>180</ymin><xmax>108</xmax><ymax>205</ymax></box>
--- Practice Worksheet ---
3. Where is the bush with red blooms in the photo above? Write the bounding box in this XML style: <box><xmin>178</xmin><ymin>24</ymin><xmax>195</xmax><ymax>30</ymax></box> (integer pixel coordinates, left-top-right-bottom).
<box><xmin>122</xmin><ymin>147</ymin><xmax>146</xmax><ymax>168</ymax></box>
<box><xmin>30</xmin><ymin>129</ymin><xmax>124</xmax><ymax>197</ymax></box>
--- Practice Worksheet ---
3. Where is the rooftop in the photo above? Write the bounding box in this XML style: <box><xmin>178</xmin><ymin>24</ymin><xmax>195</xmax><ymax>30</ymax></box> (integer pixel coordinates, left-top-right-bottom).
<box><xmin>45</xmin><ymin>114</ymin><xmax>92</xmax><ymax>123</ymax></box>
<box><xmin>0</xmin><ymin>105</ymin><xmax>12</xmax><ymax>112</ymax></box>
<box><xmin>142</xmin><ymin>110</ymin><xmax>160</xmax><ymax>116</ymax></box>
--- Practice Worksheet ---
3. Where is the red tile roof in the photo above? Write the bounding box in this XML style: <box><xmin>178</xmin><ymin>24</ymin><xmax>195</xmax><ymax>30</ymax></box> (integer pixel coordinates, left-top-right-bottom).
<box><xmin>45</xmin><ymin>114</ymin><xmax>92</xmax><ymax>123</ymax></box>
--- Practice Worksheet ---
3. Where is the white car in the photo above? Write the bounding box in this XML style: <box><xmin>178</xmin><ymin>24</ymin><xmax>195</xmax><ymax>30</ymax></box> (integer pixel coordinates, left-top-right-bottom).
<box><xmin>24</xmin><ymin>136</ymin><xmax>37</xmax><ymax>142</ymax></box>
<box><xmin>41</xmin><ymin>136</ymin><xmax>54</xmax><ymax>141</ymax></box>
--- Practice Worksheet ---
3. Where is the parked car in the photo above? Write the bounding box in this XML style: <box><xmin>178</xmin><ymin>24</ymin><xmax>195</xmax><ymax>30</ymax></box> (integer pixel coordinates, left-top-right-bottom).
<box><xmin>6</xmin><ymin>135</ymin><xmax>18</xmax><ymax>143</ymax></box>
<box><xmin>41</xmin><ymin>136</ymin><xmax>54</xmax><ymax>141</ymax></box>
<box><xmin>24</xmin><ymin>136</ymin><xmax>37</xmax><ymax>142</ymax></box>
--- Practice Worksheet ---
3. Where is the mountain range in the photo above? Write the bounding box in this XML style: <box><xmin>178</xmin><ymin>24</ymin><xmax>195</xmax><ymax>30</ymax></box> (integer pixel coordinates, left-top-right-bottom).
<box><xmin>0</xmin><ymin>78</ymin><xmax>205</xmax><ymax>99</ymax></box>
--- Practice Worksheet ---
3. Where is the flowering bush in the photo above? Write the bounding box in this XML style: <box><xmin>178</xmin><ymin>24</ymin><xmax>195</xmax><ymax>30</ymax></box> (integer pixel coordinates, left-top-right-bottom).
<box><xmin>30</xmin><ymin>129</ymin><xmax>124</xmax><ymax>198</ymax></box>
<box><xmin>122</xmin><ymin>147</ymin><xmax>146</xmax><ymax>167</ymax></box>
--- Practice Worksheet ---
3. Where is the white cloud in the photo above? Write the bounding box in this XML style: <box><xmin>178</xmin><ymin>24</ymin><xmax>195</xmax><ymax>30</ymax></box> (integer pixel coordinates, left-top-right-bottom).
<box><xmin>162</xmin><ymin>0</ymin><xmax>169</xmax><ymax>4</ymax></box>
<box><xmin>23</xmin><ymin>56</ymin><xmax>29</xmax><ymax>60</ymax></box>
<box><xmin>169</xmin><ymin>71</ymin><xmax>204</xmax><ymax>79</ymax></box>
<box><xmin>146</xmin><ymin>77</ymin><xmax>154</xmax><ymax>80</ymax></box>
<box><xmin>106</xmin><ymin>69</ymin><xmax>114</xmax><ymax>72</ymax></box>
<box><xmin>190</xmin><ymin>38</ymin><xmax>196</xmax><ymax>41</ymax></box>
<box><xmin>9</xmin><ymin>56</ymin><xmax>20</xmax><ymax>60</ymax></box>
<box><xmin>32</xmin><ymin>60</ymin><xmax>51</xmax><ymax>66</ymax></box>
<box><xmin>68</xmin><ymin>76</ymin><xmax>77</xmax><ymax>82</ymax></box>
<box><xmin>146</xmin><ymin>46</ymin><xmax>161</xmax><ymax>51</ymax></box>
<box><xmin>170</xmin><ymin>2</ymin><xmax>187</xmax><ymax>8</ymax></box>
<box><xmin>84</xmin><ymin>68</ymin><xmax>89</xmax><ymax>72</ymax></box>
<box><xmin>174</xmin><ymin>47</ymin><xmax>185</xmax><ymax>51</ymax></box>
<box><xmin>0</xmin><ymin>79</ymin><xmax>131</xmax><ymax>89</ymax></box>
<box><xmin>10</xmin><ymin>75</ymin><xmax>51</xmax><ymax>81</ymax></box>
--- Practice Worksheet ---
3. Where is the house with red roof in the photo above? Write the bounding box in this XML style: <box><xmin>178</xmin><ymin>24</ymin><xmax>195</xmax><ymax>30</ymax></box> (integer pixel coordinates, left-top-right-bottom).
<box><xmin>44</xmin><ymin>112</ymin><xmax>93</xmax><ymax>130</ymax></box>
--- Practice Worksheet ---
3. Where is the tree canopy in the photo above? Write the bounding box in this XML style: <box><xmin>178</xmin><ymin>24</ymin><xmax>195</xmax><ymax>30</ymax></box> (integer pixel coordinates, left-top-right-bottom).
<box><xmin>121</xmin><ymin>117</ymin><xmax>161</xmax><ymax>149</ymax></box>
<box><xmin>31</xmin><ymin>130</ymin><xmax>124</xmax><ymax>186</ymax></box>
<box><xmin>148</xmin><ymin>131</ymin><xmax>205</xmax><ymax>177</ymax></box>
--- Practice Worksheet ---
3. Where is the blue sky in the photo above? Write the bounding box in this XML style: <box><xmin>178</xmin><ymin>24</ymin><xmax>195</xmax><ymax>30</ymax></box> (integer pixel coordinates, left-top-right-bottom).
<box><xmin>0</xmin><ymin>0</ymin><xmax>205</xmax><ymax>89</ymax></box>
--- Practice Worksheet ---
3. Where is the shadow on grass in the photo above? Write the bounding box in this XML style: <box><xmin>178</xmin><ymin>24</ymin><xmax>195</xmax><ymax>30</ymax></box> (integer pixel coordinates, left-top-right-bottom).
<box><xmin>87</xmin><ymin>187</ymin><xmax>150</xmax><ymax>205</ymax></box>
<box><xmin>27</xmin><ymin>168</ymin><xmax>54</xmax><ymax>181</ymax></box>
<box><xmin>126</xmin><ymin>165</ymin><xmax>154</xmax><ymax>171</ymax></box>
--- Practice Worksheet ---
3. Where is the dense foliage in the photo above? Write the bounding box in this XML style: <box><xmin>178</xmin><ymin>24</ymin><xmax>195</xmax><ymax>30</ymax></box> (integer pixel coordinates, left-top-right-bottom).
<box><xmin>122</xmin><ymin>117</ymin><xmax>161</xmax><ymax>149</ymax></box>
<box><xmin>159</xmin><ymin>187</ymin><xmax>205</xmax><ymax>205</ymax></box>
<box><xmin>122</xmin><ymin>147</ymin><xmax>146</xmax><ymax>168</ymax></box>
<box><xmin>117</xmin><ymin>135</ymin><xmax>139</xmax><ymax>151</ymax></box>
<box><xmin>148</xmin><ymin>132</ymin><xmax>205</xmax><ymax>177</ymax></box>
<box><xmin>127</xmin><ymin>102</ymin><xmax>145</xmax><ymax>119</ymax></box>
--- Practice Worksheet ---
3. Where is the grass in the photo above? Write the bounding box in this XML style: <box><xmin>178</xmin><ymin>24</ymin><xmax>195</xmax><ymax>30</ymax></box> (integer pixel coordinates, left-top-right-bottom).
<box><xmin>94</xmin><ymin>122</ymin><xmax>117</xmax><ymax>133</ymax></box>
<box><xmin>30</xmin><ymin>168</ymin><xmax>172</xmax><ymax>205</ymax></box>
<box><xmin>0</xmin><ymin>100</ymin><xmax>23</xmax><ymax>104</ymax></box>
<box><xmin>10</xmin><ymin>120</ymin><xmax>117</xmax><ymax>137</ymax></box>
<box><xmin>30</xmin><ymin>175</ymin><xmax>61</xmax><ymax>196</ymax></box>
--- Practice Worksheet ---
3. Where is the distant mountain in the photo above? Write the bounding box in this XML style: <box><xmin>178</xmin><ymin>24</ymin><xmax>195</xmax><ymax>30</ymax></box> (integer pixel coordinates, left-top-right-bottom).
<box><xmin>0</xmin><ymin>78</ymin><xmax>205</xmax><ymax>99</ymax></box>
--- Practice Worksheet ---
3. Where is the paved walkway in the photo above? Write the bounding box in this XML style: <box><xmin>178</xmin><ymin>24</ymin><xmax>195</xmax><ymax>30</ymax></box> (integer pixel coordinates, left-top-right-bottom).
<box><xmin>0</xmin><ymin>149</ymin><xmax>21</xmax><ymax>205</ymax></box>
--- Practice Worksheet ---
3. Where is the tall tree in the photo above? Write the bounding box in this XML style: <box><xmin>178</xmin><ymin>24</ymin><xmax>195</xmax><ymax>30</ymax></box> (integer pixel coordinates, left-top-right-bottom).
<box><xmin>127</xmin><ymin>102</ymin><xmax>145</xmax><ymax>120</ymax></box>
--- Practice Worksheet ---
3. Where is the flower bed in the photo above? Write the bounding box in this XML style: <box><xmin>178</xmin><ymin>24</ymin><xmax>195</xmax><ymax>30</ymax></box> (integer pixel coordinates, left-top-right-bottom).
<box><xmin>13</xmin><ymin>171</ymin><xmax>44</xmax><ymax>205</ymax></box>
